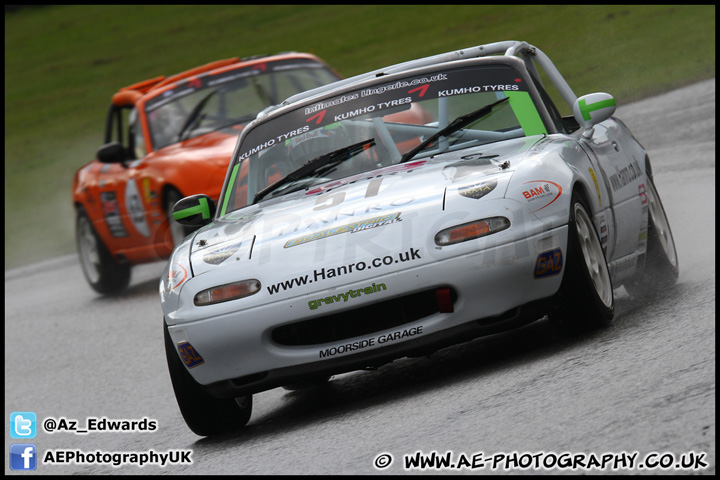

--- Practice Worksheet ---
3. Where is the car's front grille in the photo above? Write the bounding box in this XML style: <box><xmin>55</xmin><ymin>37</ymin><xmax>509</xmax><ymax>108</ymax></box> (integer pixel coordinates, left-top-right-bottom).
<box><xmin>271</xmin><ymin>288</ymin><xmax>456</xmax><ymax>346</ymax></box>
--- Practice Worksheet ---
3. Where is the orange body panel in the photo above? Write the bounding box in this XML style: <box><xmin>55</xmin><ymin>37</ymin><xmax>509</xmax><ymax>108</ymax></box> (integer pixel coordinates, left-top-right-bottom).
<box><xmin>73</xmin><ymin>53</ymin><xmax>342</xmax><ymax>266</ymax></box>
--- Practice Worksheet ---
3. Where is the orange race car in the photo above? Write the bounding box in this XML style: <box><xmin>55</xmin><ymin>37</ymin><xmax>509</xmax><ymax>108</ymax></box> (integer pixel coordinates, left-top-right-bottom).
<box><xmin>73</xmin><ymin>53</ymin><xmax>342</xmax><ymax>293</ymax></box>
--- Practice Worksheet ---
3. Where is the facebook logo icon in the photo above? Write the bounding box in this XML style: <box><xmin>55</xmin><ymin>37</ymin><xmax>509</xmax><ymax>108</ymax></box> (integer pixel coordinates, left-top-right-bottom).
<box><xmin>10</xmin><ymin>444</ymin><xmax>37</xmax><ymax>470</ymax></box>
<box><xmin>10</xmin><ymin>411</ymin><xmax>37</xmax><ymax>438</ymax></box>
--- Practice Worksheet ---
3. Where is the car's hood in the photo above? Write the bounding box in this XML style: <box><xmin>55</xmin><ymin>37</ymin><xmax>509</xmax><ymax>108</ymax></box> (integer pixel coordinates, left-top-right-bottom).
<box><xmin>188</xmin><ymin>135</ymin><xmax>545</xmax><ymax>277</ymax></box>
<box><xmin>149</xmin><ymin>129</ymin><xmax>242</xmax><ymax>168</ymax></box>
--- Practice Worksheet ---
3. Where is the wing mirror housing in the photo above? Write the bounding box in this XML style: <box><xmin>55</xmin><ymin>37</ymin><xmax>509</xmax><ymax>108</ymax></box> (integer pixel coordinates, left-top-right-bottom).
<box><xmin>172</xmin><ymin>194</ymin><xmax>216</xmax><ymax>228</ymax></box>
<box><xmin>572</xmin><ymin>93</ymin><xmax>616</xmax><ymax>137</ymax></box>
<box><xmin>96</xmin><ymin>142</ymin><xmax>127</xmax><ymax>163</ymax></box>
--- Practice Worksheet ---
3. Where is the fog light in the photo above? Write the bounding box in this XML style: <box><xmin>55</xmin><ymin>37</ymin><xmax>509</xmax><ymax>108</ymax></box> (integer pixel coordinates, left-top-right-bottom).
<box><xmin>436</xmin><ymin>287</ymin><xmax>454</xmax><ymax>313</ymax></box>
<box><xmin>435</xmin><ymin>217</ymin><xmax>510</xmax><ymax>246</ymax></box>
<box><xmin>194</xmin><ymin>279</ymin><xmax>261</xmax><ymax>306</ymax></box>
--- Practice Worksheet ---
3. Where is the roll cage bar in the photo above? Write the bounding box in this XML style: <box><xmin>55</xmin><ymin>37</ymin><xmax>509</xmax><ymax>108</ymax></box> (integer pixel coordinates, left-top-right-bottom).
<box><xmin>275</xmin><ymin>41</ymin><xmax>577</xmax><ymax>114</ymax></box>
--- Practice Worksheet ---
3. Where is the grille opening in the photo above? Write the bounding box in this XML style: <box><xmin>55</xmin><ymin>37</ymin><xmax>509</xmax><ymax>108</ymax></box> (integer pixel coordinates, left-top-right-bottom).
<box><xmin>272</xmin><ymin>287</ymin><xmax>457</xmax><ymax>346</ymax></box>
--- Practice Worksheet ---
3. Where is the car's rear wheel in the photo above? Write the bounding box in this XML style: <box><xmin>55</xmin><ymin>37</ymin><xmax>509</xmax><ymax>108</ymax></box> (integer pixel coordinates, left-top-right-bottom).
<box><xmin>550</xmin><ymin>192</ymin><xmax>614</xmax><ymax>333</ymax></box>
<box><xmin>164</xmin><ymin>319</ymin><xmax>252</xmax><ymax>436</ymax></box>
<box><xmin>625</xmin><ymin>177</ymin><xmax>679</xmax><ymax>297</ymax></box>
<box><xmin>76</xmin><ymin>207</ymin><xmax>131</xmax><ymax>294</ymax></box>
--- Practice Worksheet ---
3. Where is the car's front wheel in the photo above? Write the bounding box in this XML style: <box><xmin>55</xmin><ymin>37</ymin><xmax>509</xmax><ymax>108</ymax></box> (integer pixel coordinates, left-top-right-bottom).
<box><xmin>164</xmin><ymin>319</ymin><xmax>252</xmax><ymax>436</ymax></box>
<box><xmin>76</xmin><ymin>207</ymin><xmax>131</xmax><ymax>294</ymax></box>
<box><xmin>550</xmin><ymin>192</ymin><xmax>614</xmax><ymax>333</ymax></box>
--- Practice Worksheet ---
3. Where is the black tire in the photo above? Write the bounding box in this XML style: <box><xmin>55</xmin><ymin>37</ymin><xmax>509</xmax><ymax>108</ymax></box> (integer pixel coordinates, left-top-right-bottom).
<box><xmin>164</xmin><ymin>319</ymin><xmax>252</xmax><ymax>436</ymax></box>
<box><xmin>282</xmin><ymin>376</ymin><xmax>331</xmax><ymax>391</ymax></box>
<box><xmin>165</xmin><ymin>188</ymin><xmax>194</xmax><ymax>248</ymax></box>
<box><xmin>624</xmin><ymin>178</ymin><xmax>679</xmax><ymax>297</ymax></box>
<box><xmin>550</xmin><ymin>192</ymin><xmax>614</xmax><ymax>333</ymax></box>
<box><xmin>76</xmin><ymin>207</ymin><xmax>131</xmax><ymax>294</ymax></box>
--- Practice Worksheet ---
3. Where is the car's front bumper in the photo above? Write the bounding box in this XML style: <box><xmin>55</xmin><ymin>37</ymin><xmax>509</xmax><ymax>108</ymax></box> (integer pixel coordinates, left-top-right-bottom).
<box><xmin>166</xmin><ymin>224</ymin><xmax>568</xmax><ymax>395</ymax></box>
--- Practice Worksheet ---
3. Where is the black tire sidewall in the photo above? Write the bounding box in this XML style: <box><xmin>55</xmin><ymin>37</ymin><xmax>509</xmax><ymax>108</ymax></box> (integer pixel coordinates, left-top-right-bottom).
<box><xmin>625</xmin><ymin>177</ymin><xmax>679</xmax><ymax>296</ymax></box>
<box><xmin>163</xmin><ymin>319</ymin><xmax>252</xmax><ymax>436</ymax></box>
<box><xmin>552</xmin><ymin>193</ymin><xmax>614</xmax><ymax>331</ymax></box>
<box><xmin>76</xmin><ymin>207</ymin><xmax>131</xmax><ymax>294</ymax></box>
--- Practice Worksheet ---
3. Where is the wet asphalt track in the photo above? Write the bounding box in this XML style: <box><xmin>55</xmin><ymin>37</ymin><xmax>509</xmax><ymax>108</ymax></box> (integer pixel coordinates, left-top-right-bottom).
<box><xmin>5</xmin><ymin>79</ymin><xmax>715</xmax><ymax>475</ymax></box>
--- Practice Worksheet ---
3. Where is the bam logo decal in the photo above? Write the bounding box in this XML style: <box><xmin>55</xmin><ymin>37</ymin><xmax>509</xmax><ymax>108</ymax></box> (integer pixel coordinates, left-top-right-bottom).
<box><xmin>521</xmin><ymin>180</ymin><xmax>562</xmax><ymax>212</ymax></box>
<box><xmin>534</xmin><ymin>248</ymin><xmax>563</xmax><ymax>278</ymax></box>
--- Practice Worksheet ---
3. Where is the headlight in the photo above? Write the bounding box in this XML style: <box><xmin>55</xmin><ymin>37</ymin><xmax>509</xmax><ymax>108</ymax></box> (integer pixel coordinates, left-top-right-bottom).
<box><xmin>434</xmin><ymin>217</ymin><xmax>511</xmax><ymax>246</ymax></box>
<box><xmin>194</xmin><ymin>279</ymin><xmax>261</xmax><ymax>306</ymax></box>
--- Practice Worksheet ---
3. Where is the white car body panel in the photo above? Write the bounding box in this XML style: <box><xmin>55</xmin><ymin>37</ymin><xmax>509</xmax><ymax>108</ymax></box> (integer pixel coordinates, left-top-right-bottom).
<box><xmin>159</xmin><ymin>41</ymin><xmax>657</xmax><ymax>396</ymax></box>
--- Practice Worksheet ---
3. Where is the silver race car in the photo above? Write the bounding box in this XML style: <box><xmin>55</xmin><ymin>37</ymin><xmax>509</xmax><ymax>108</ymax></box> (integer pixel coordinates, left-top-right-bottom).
<box><xmin>160</xmin><ymin>41</ymin><xmax>678</xmax><ymax>436</ymax></box>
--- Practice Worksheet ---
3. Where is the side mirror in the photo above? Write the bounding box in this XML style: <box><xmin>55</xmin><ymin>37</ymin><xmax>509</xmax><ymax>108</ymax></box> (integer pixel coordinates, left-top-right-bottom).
<box><xmin>572</xmin><ymin>93</ymin><xmax>616</xmax><ymax>134</ymax></box>
<box><xmin>172</xmin><ymin>194</ymin><xmax>216</xmax><ymax>228</ymax></box>
<box><xmin>96</xmin><ymin>142</ymin><xmax>127</xmax><ymax>163</ymax></box>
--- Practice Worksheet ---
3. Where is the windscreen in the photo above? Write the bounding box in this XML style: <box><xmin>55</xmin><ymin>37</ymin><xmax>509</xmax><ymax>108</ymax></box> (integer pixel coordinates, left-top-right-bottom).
<box><xmin>220</xmin><ymin>62</ymin><xmax>547</xmax><ymax>215</ymax></box>
<box><xmin>143</xmin><ymin>58</ymin><xmax>340</xmax><ymax>150</ymax></box>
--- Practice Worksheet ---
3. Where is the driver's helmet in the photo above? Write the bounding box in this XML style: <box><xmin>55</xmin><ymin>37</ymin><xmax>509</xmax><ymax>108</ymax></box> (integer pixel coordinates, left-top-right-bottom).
<box><xmin>284</xmin><ymin>122</ymin><xmax>351</xmax><ymax>167</ymax></box>
<box><xmin>149</xmin><ymin>103</ymin><xmax>184</xmax><ymax>149</ymax></box>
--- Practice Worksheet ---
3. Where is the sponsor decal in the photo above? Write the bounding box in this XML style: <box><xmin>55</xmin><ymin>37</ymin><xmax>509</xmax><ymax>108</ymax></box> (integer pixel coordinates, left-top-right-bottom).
<box><xmin>608</xmin><ymin>159</ymin><xmax>642</xmax><ymax>192</ymax></box>
<box><xmin>177</xmin><ymin>342</ymin><xmax>204</xmax><ymax>368</ymax></box>
<box><xmin>438</xmin><ymin>83</ymin><xmax>520</xmax><ymax>96</ymax></box>
<box><xmin>267</xmin><ymin>248</ymin><xmax>422</xmax><ymax>295</ymax></box>
<box><xmin>318</xmin><ymin>325</ymin><xmax>424</xmax><ymax>358</ymax></box>
<box><xmin>609</xmin><ymin>256</ymin><xmax>636</xmax><ymax>276</ymax></box>
<box><xmin>305</xmin><ymin>94</ymin><xmax>360</xmax><ymax>116</ymax></box>
<box><xmin>598</xmin><ymin>215</ymin><xmax>608</xmax><ymax>251</ymax></box>
<box><xmin>308</xmin><ymin>282</ymin><xmax>387</xmax><ymax>311</ymax></box>
<box><xmin>589</xmin><ymin>167</ymin><xmax>601</xmax><ymax>206</ymax></box>
<box><xmin>100</xmin><ymin>191</ymin><xmax>128</xmax><ymax>238</ymax></box>
<box><xmin>458</xmin><ymin>179</ymin><xmax>498</xmax><ymax>199</ymax></box>
<box><xmin>125</xmin><ymin>179</ymin><xmax>150</xmax><ymax>237</ymax></box>
<box><xmin>521</xmin><ymin>180</ymin><xmax>562</xmax><ymax>212</ymax></box>
<box><xmin>284</xmin><ymin>212</ymin><xmax>401</xmax><ymax>248</ymax></box>
<box><xmin>359</xmin><ymin>73</ymin><xmax>447</xmax><ymax>98</ymax></box>
<box><xmin>141</xmin><ymin>177</ymin><xmax>156</xmax><ymax>202</ymax></box>
<box><xmin>202</xmin><ymin>242</ymin><xmax>241</xmax><ymax>265</ymax></box>
<box><xmin>164</xmin><ymin>263</ymin><xmax>187</xmax><ymax>292</ymax></box>
<box><xmin>534</xmin><ymin>248</ymin><xmax>563</xmax><ymax>279</ymax></box>
<box><xmin>638</xmin><ymin>183</ymin><xmax>648</xmax><ymax>204</ymax></box>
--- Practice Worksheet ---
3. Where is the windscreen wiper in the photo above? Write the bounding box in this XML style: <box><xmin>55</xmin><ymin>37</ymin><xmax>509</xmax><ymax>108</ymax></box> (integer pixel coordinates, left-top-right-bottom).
<box><xmin>177</xmin><ymin>90</ymin><xmax>217</xmax><ymax>141</ymax></box>
<box><xmin>400</xmin><ymin>96</ymin><xmax>510</xmax><ymax>163</ymax></box>
<box><xmin>253</xmin><ymin>138</ymin><xmax>375</xmax><ymax>204</ymax></box>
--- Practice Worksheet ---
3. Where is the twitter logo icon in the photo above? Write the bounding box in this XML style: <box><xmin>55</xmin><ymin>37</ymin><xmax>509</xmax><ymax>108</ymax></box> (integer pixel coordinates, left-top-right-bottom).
<box><xmin>10</xmin><ymin>412</ymin><xmax>37</xmax><ymax>439</ymax></box>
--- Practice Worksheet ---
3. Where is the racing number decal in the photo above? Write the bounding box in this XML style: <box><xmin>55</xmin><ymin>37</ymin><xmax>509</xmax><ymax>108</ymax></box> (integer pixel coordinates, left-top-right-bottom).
<box><xmin>125</xmin><ymin>179</ymin><xmax>150</xmax><ymax>237</ymax></box>
<box><xmin>313</xmin><ymin>177</ymin><xmax>384</xmax><ymax>211</ymax></box>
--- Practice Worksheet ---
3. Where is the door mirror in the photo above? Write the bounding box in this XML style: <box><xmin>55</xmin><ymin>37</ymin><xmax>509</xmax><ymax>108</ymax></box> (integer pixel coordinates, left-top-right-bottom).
<box><xmin>96</xmin><ymin>142</ymin><xmax>127</xmax><ymax>163</ymax></box>
<box><xmin>172</xmin><ymin>194</ymin><xmax>216</xmax><ymax>228</ymax></box>
<box><xmin>572</xmin><ymin>93</ymin><xmax>616</xmax><ymax>132</ymax></box>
